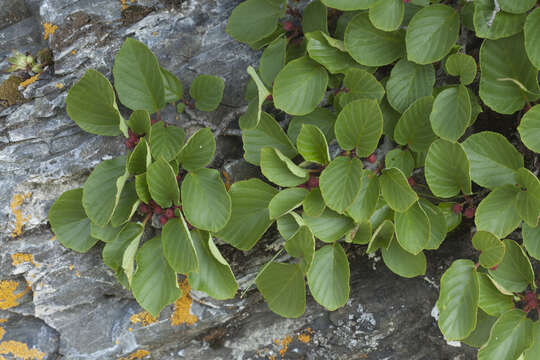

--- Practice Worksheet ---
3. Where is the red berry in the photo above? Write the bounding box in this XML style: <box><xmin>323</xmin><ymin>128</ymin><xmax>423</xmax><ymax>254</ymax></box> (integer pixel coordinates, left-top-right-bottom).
<box><xmin>489</xmin><ymin>265</ymin><xmax>498</xmax><ymax>271</ymax></box>
<box><xmin>283</xmin><ymin>21</ymin><xmax>294</xmax><ymax>32</ymax></box>
<box><xmin>159</xmin><ymin>215</ymin><xmax>169</xmax><ymax>225</ymax></box>
<box><xmin>307</xmin><ymin>175</ymin><xmax>319</xmax><ymax>189</ymax></box>
<box><xmin>165</xmin><ymin>208</ymin><xmax>175</xmax><ymax>219</ymax></box>
<box><xmin>452</xmin><ymin>204</ymin><xmax>463</xmax><ymax>214</ymax></box>
<box><xmin>367</xmin><ymin>154</ymin><xmax>377</xmax><ymax>163</ymax></box>
<box><xmin>153</xmin><ymin>205</ymin><xmax>163</xmax><ymax>215</ymax></box>
<box><xmin>266</xmin><ymin>94</ymin><xmax>273</xmax><ymax>102</ymax></box>
<box><xmin>464</xmin><ymin>207</ymin><xmax>476</xmax><ymax>219</ymax></box>
<box><xmin>408</xmin><ymin>177</ymin><xmax>416</xmax><ymax>187</ymax></box>
<box><xmin>138</xmin><ymin>203</ymin><xmax>150</xmax><ymax>214</ymax></box>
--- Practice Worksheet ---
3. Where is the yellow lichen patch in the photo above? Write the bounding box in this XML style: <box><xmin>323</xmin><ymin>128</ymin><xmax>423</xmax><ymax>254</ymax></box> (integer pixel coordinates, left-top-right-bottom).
<box><xmin>297</xmin><ymin>327</ymin><xmax>311</xmax><ymax>343</ymax></box>
<box><xmin>118</xmin><ymin>349</ymin><xmax>150</xmax><ymax>360</ymax></box>
<box><xmin>130</xmin><ymin>311</ymin><xmax>157</xmax><ymax>327</ymax></box>
<box><xmin>10</xmin><ymin>193</ymin><xmax>32</xmax><ymax>238</ymax></box>
<box><xmin>20</xmin><ymin>74</ymin><xmax>40</xmax><ymax>88</ymax></box>
<box><xmin>0</xmin><ymin>320</ymin><xmax>7</xmax><ymax>324</ymax></box>
<box><xmin>74</xmin><ymin>271</ymin><xmax>81</xmax><ymax>277</ymax></box>
<box><xmin>170</xmin><ymin>279</ymin><xmax>198</xmax><ymax>326</ymax></box>
<box><xmin>152</xmin><ymin>31</ymin><xmax>158</xmax><ymax>37</ymax></box>
<box><xmin>274</xmin><ymin>335</ymin><xmax>293</xmax><ymax>357</ymax></box>
<box><xmin>43</xmin><ymin>23</ymin><xmax>58</xmax><ymax>40</ymax></box>
<box><xmin>120</xmin><ymin>0</ymin><xmax>128</xmax><ymax>10</ymax></box>
<box><xmin>71</xmin><ymin>49</ymin><xmax>77</xmax><ymax>55</ymax></box>
<box><xmin>11</xmin><ymin>253</ymin><xmax>37</xmax><ymax>267</ymax></box>
<box><xmin>49</xmin><ymin>236</ymin><xmax>56</xmax><ymax>242</ymax></box>
<box><xmin>55</xmin><ymin>83</ymin><xmax>64</xmax><ymax>89</ymax></box>
<box><xmin>0</xmin><ymin>280</ymin><xmax>30</xmax><ymax>310</ymax></box>
<box><xmin>68</xmin><ymin>265</ymin><xmax>74</xmax><ymax>270</ymax></box>
<box><xmin>0</xmin><ymin>341</ymin><xmax>45</xmax><ymax>360</ymax></box>
<box><xmin>0</xmin><ymin>327</ymin><xmax>5</xmax><ymax>341</ymax></box>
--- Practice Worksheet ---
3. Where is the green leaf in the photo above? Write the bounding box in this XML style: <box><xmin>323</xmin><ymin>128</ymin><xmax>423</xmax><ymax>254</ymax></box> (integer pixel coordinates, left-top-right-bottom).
<box><xmin>65</xmin><ymin>69</ymin><xmax>122</xmax><ymax>136</ymax></box>
<box><xmin>303</xmin><ymin>0</ymin><xmax>328</xmax><ymax>33</ymax></box>
<box><xmin>437</xmin><ymin>259</ymin><xmax>479</xmax><ymax>340</ymax></box>
<box><xmin>489</xmin><ymin>239</ymin><xmax>535</xmax><ymax>293</ymax></box>
<box><xmin>297</xmin><ymin>124</ymin><xmax>330</xmax><ymax>165</ymax></box>
<box><xmin>161</xmin><ymin>67</ymin><xmax>183</xmax><ymax>103</ymax></box>
<box><xmin>306</xmin><ymin>31</ymin><xmax>358</xmax><ymax>75</ymax></box>
<box><xmin>515</xmin><ymin>167</ymin><xmax>540</xmax><ymax>227</ymax></box>
<box><xmin>113</xmin><ymin>38</ymin><xmax>165</xmax><ymax>112</ymax></box>
<box><xmin>386</xmin><ymin>59</ymin><xmax>435</xmax><ymax>113</ymax></box>
<box><xmin>385</xmin><ymin>148</ymin><xmax>414</xmax><ymax>177</ymax></box>
<box><xmin>128</xmin><ymin>138</ymin><xmax>151</xmax><ymax>175</ymax></box>
<box><xmin>445</xmin><ymin>53</ymin><xmax>477</xmax><ymax>85</ymax></box>
<box><xmin>419</xmin><ymin>199</ymin><xmax>447</xmax><ymax>250</ymax></box>
<box><xmin>256</xmin><ymin>262</ymin><xmax>306</xmax><ymax>318</ymax></box>
<box><xmin>285</xmin><ymin>225</ymin><xmax>315</xmax><ymax>272</ymax></box>
<box><xmin>393</xmin><ymin>96</ymin><xmax>437</xmax><ymax>152</ymax></box>
<box><xmin>438</xmin><ymin>202</ymin><xmax>462</xmax><ymax>232</ymax></box>
<box><xmin>189</xmin><ymin>74</ymin><xmax>225</xmax><ymax>112</ymax></box>
<box><xmin>103</xmin><ymin>223</ymin><xmax>143</xmax><ymax>273</ymax></box>
<box><xmin>348</xmin><ymin>221</ymin><xmax>372</xmax><ymax>245</ymax></box>
<box><xmin>462</xmin><ymin>131</ymin><xmax>523</xmax><ymax>189</ymax></box>
<box><xmin>346</xmin><ymin>171</ymin><xmax>380</xmax><ymax>222</ymax></box>
<box><xmin>337</xmin><ymin>68</ymin><xmax>385</xmax><ymax>108</ymax></box>
<box><xmin>90</xmin><ymin>222</ymin><xmax>122</xmax><ymax>243</ymax></box>
<box><xmin>478</xmin><ymin>309</ymin><xmax>534</xmax><ymax>360</ymax></box>
<box><xmin>162</xmin><ymin>215</ymin><xmax>198</xmax><ymax>274</ymax></box>
<box><xmin>381</xmin><ymin>236</ymin><xmax>426</xmax><ymax>278</ymax></box>
<box><xmin>406</xmin><ymin>4</ymin><xmax>460</xmax><ymax>64</ymax></box>
<box><xmin>260</xmin><ymin>147</ymin><xmax>309</xmax><ymax>187</ymax></box>
<box><xmin>182</xmin><ymin>168</ymin><xmax>231</xmax><ymax>232</ymax></box>
<box><xmin>463</xmin><ymin>309</ymin><xmax>497</xmax><ymax>348</ymax></box>
<box><xmin>216</xmin><ymin>179</ymin><xmax>277</xmax><ymax>250</ymax></box>
<box><xmin>321</xmin><ymin>0</ymin><xmax>376</xmax><ymax>10</ymax></box>
<box><xmin>394</xmin><ymin>201</ymin><xmax>430</xmax><ymax>255</ymax></box>
<box><xmin>367</xmin><ymin>220</ymin><xmax>394</xmax><ymax>254</ymax></box>
<box><xmin>474</xmin><ymin>0</ymin><xmax>527</xmax><ymax>40</ymax></box>
<box><xmin>83</xmin><ymin>156</ymin><xmax>128</xmax><ymax>226</ymax></box>
<box><xmin>345</xmin><ymin>13</ymin><xmax>405</xmax><ymax>66</ymax></box>
<box><xmin>177</xmin><ymin>128</ymin><xmax>216</xmax><ymax>172</ymax></box>
<box><xmin>369</xmin><ymin>0</ymin><xmax>404</xmax><ymax>32</ymax></box>
<box><xmin>147</xmin><ymin>157</ymin><xmax>180</xmax><ymax>208</ymax></box>
<box><xmin>226</xmin><ymin>0</ymin><xmax>286</xmax><ymax>43</ymax></box>
<box><xmin>477</xmin><ymin>273</ymin><xmax>514</xmax><ymax>316</ymax></box>
<box><xmin>307</xmin><ymin>244</ymin><xmax>350</xmax><ymax>311</ymax></box>
<box><xmin>303</xmin><ymin>188</ymin><xmax>326</xmax><ymax>217</ymax></box>
<box><xmin>121</xmin><ymin>231</ymin><xmax>141</xmax><ymax>285</ymax></box>
<box><xmin>188</xmin><ymin>230</ymin><xmax>238</xmax><ymax>299</ymax></box>
<box><xmin>379</xmin><ymin>167</ymin><xmax>418</xmax><ymax>212</ymax></box>
<box><xmin>303</xmin><ymin>208</ymin><xmax>355</xmax><ymax>243</ymax></box>
<box><xmin>128</xmin><ymin>110</ymin><xmax>151</xmax><ymax>136</ymax></box>
<box><xmin>522</xmin><ymin>222</ymin><xmax>540</xmax><ymax>260</ymax></box>
<box><xmin>273</xmin><ymin>56</ymin><xmax>329</xmax><ymax>116</ymax></box>
<box><xmin>479</xmin><ymin>34</ymin><xmax>540</xmax><ymax>114</ymax></box>
<box><xmin>523</xmin><ymin>321</ymin><xmax>540</xmax><ymax>360</ymax></box>
<box><xmin>319</xmin><ymin>157</ymin><xmax>364</xmax><ymax>213</ymax></box>
<box><xmin>430</xmin><ymin>85</ymin><xmax>471</xmax><ymax>142</ymax></box>
<box><xmin>370</xmin><ymin>198</ymin><xmax>394</xmax><ymax>229</ymax></box>
<box><xmin>498</xmin><ymin>0</ymin><xmax>536</xmax><ymax>14</ymax></box>
<box><xmin>110</xmin><ymin>181</ymin><xmax>139</xmax><ymax>227</ymax></box>
<box><xmin>135</xmin><ymin>173</ymin><xmax>151</xmax><ymax>204</ymax></box>
<box><xmin>244</xmin><ymin>67</ymin><xmax>270</xmax><ymax>130</ymax></box>
<box><xmin>518</xmin><ymin>105</ymin><xmax>540</xmax><ymax>152</ymax></box>
<box><xmin>288</xmin><ymin>108</ymin><xmax>336</xmax><ymax>144</ymax></box>
<box><xmin>269</xmin><ymin>188</ymin><xmax>309</xmax><ymax>219</ymax></box>
<box><xmin>335</xmin><ymin>99</ymin><xmax>383</xmax><ymax>155</ymax></box>
<box><xmin>472</xmin><ymin>231</ymin><xmax>506</xmax><ymax>269</ymax></box>
<box><xmin>242</xmin><ymin>112</ymin><xmax>297</xmax><ymax>165</ymax></box>
<box><xmin>49</xmin><ymin>189</ymin><xmax>97</xmax><ymax>252</ymax></box>
<box><xmin>260</xmin><ymin>37</ymin><xmax>287</xmax><ymax>88</ymax></box>
<box><xmin>132</xmin><ymin>236</ymin><xmax>180</xmax><ymax>317</ymax></box>
<box><xmin>525</xmin><ymin>8</ymin><xmax>540</xmax><ymax>69</ymax></box>
<box><xmin>475</xmin><ymin>185</ymin><xmax>522</xmax><ymax>238</ymax></box>
<box><xmin>425</xmin><ymin>139</ymin><xmax>472</xmax><ymax>198</ymax></box>
<box><xmin>277</xmin><ymin>212</ymin><xmax>303</xmax><ymax>240</ymax></box>
<box><xmin>149</xmin><ymin>122</ymin><xmax>186</xmax><ymax>162</ymax></box>
<box><xmin>381</xmin><ymin>96</ymin><xmax>400</xmax><ymax>140</ymax></box>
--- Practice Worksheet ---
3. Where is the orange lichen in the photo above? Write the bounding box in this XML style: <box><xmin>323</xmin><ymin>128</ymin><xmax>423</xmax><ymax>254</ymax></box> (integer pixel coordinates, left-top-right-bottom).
<box><xmin>170</xmin><ymin>279</ymin><xmax>198</xmax><ymax>326</ymax></box>
<box><xmin>9</xmin><ymin>193</ymin><xmax>32</xmax><ymax>238</ymax></box>
<box><xmin>0</xmin><ymin>319</ymin><xmax>7</xmax><ymax>324</ymax></box>
<box><xmin>0</xmin><ymin>280</ymin><xmax>30</xmax><ymax>310</ymax></box>
<box><xmin>130</xmin><ymin>311</ymin><xmax>157</xmax><ymax>327</ymax></box>
<box><xmin>0</xmin><ymin>327</ymin><xmax>5</xmax><ymax>341</ymax></box>
<box><xmin>0</xmin><ymin>341</ymin><xmax>45</xmax><ymax>360</ymax></box>
<box><xmin>297</xmin><ymin>328</ymin><xmax>311</xmax><ymax>343</ymax></box>
<box><xmin>71</xmin><ymin>49</ymin><xmax>77</xmax><ymax>55</ymax></box>
<box><xmin>43</xmin><ymin>23</ymin><xmax>58</xmax><ymax>40</ymax></box>
<box><xmin>274</xmin><ymin>335</ymin><xmax>293</xmax><ymax>357</ymax></box>
<box><xmin>152</xmin><ymin>31</ymin><xmax>158</xmax><ymax>37</ymax></box>
<box><xmin>118</xmin><ymin>349</ymin><xmax>150</xmax><ymax>360</ymax></box>
<box><xmin>55</xmin><ymin>83</ymin><xmax>64</xmax><ymax>89</ymax></box>
<box><xmin>11</xmin><ymin>253</ymin><xmax>37</xmax><ymax>267</ymax></box>
<box><xmin>74</xmin><ymin>271</ymin><xmax>81</xmax><ymax>277</ymax></box>
<box><xmin>49</xmin><ymin>236</ymin><xmax>56</xmax><ymax>242</ymax></box>
<box><xmin>20</xmin><ymin>74</ymin><xmax>40</xmax><ymax>88</ymax></box>
<box><xmin>68</xmin><ymin>265</ymin><xmax>74</xmax><ymax>270</ymax></box>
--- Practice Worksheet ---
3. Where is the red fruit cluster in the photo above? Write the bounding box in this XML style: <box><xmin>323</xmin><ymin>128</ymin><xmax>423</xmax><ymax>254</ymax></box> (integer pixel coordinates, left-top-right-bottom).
<box><xmin>125</xmin><ymin>129</ymin><xmax>141</xmax><ymax>150</ymax></box>
<box><xmin>298</xmin><ymin>173</ymin><xmax>319</xmax><ymax>191</ymax></box>
<box><xmin>452</xmin><ymin>203</ymin><xmax>476</xmax><ymax>219</ymax></box>
<box><xmin>367</xmin><ymin>153</ymin><xmax>377</xmax><ymax>164</ymax></box>
<box><xmin>452</xmin><ymin>204</ymin><xmax>463</xmax><ymax>214</ymax></box>
<box><xmin>283</xmin><ymin>21</ymin><xmax>295</xmax><ymax>32</ymax></box>
<box><xmin>407</xmin><ymin>177</ymin><xmax>416</xmax><ymax>187</ymax></box>
<box><xmin>139</xmin><ymin>199</ymin><xmax>194</xmax><ymax>228</ymax></box>
<box><xmin>522</xmin><ymin>291</ymin><xmax>539</xmax><ymax>313</ymax></box>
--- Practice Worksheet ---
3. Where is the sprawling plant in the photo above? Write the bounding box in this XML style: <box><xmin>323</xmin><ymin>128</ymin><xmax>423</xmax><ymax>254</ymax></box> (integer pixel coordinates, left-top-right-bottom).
<box><xmin>225</xmin><ymin>0</ymin><xmax>540</xmax><ymax>357</ymax></box>
<box><xmin>48</xmin><ymin>38</ymin><xmax>236</xmax><ymax>317</ymax></box>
